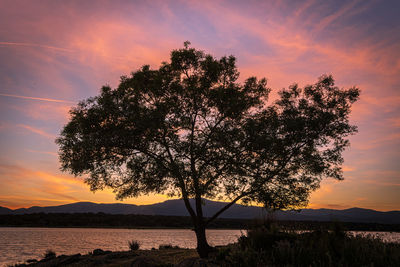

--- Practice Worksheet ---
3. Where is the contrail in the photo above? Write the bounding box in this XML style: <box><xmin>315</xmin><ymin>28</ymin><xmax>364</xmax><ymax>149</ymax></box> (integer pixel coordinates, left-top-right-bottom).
<box><xmin>0</xmin><ymin>42</ymin><xmax>74</xmax><ymax>52</ymax></box>
<box><xmin>18</xmin><ymin>124</ymin><xmax>56</xmax><ymax>139</ymax></box>
<box><xmin>0</xmin><ymin>41</ymin><xmax>140</xmax><ymax>62</ymax></box>
<box><xmin>0</xmin><ymin>93</ymin><xmax>76</xmax><ymax>104</ymax></box>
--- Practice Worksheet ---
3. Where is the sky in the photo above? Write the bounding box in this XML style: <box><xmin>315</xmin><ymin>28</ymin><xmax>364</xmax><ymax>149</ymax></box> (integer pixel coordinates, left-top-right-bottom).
<box><xmin>0</xmin><ymin>0</ymin><xmax>399</xmax><ymax>211</ymax></box>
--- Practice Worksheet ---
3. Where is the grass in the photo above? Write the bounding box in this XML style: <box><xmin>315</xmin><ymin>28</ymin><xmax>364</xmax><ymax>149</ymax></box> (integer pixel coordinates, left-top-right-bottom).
<box><xmin>128</xmin><ymin>239</ymin><xmax>140</xmax><ymax>251</ymax></box>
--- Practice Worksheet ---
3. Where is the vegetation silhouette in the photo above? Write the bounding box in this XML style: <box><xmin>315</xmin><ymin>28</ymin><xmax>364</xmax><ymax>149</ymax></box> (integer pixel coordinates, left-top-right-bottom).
<box><xmin>57</xmin><ymin>41</ymin><xmax>359</xmax><ymax>257</ymax></box>
<box><xmin>128</xmin><ymin>240</ymin><xmax>140</xmax><ymax>251</ymax></box>
<box><xmin>212</xmin><ymin>224</ymin><xmax>400</xmax><ymax>266</ymax></box>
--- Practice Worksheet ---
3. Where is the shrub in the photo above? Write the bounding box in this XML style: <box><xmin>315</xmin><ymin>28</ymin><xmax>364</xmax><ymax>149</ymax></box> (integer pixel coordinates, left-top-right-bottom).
<box><xmin>44</xmin><ymin>249</ymin><xmax>56</xmax><ymax>259</ymax></box>
<box><xmin>128</xmin><ymin>240</ymin><xmax>140</xmax><ymax>251</ymax></box>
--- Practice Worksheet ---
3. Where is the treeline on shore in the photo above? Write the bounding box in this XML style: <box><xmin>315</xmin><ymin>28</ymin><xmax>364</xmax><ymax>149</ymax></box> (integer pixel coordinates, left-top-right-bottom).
<box><xmin>0</xmin><ymin>213</ymin><xmax>399</xmax><ymax>231</ymax></box>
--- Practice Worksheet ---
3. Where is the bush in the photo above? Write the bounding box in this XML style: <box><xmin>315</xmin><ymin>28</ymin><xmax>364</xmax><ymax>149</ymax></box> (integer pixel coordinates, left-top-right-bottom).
<box><xmin>44</xmin><ymin>249</ymin><xmax>56</xmax><ymax>259</ymax></box>
<box><xmin>128</xmin><ymin>240</ymin><xmax>140</xmax><ymax>251</ymax></box>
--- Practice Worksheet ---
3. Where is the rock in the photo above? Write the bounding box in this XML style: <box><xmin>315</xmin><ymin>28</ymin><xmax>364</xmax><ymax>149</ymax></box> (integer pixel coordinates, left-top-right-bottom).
<box><xmin>26</xmin><ymin>259</ymin><xmax>37</xmax><ymax>263</ymax></box>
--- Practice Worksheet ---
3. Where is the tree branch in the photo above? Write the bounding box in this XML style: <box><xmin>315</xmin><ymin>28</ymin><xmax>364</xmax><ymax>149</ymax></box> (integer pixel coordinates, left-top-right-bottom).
<box><xmin>204</xmin><ymin>192</ymin><xmax>249</xmax><ymax>226</ymax></box>
<box><xmin>161</xmin><ymin>127</ymin><xmax>197</xmax><ymax>219</ymax></box>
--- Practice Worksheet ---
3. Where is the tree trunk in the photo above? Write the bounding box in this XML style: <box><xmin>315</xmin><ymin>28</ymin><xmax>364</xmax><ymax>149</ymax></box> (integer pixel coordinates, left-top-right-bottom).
<box><xmin>195</xmin><ymin>224</ymin><xmax>212</xmax><ymax>258</ymax></box>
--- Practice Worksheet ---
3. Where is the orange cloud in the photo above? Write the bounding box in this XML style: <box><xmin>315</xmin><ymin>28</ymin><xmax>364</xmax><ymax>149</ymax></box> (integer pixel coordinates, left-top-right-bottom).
<box><xmin>342</xmin><ymin>166</ymin><xmax>355</xmax><ymax>172</ymax></box>
<box><xmin>0</xmin><ymin>195</ymin><xmax>79</xmax><ymax>210</ymax></box>
<box><xmin>353</xmin><ymin>133</ymin><xmax>400</xmax><ymax>151</ymax></box>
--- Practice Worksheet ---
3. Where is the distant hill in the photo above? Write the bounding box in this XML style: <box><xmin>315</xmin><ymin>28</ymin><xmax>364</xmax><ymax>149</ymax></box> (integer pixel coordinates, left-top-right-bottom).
<box><xmin>0</xmin><ymin>206</ymin><xmax>13</xmax><ymax>215</ymax></box>
<box><xmin>1</xmin><ymin>199</ymin><xmax>399</xmax><ymax>224</ymax></box>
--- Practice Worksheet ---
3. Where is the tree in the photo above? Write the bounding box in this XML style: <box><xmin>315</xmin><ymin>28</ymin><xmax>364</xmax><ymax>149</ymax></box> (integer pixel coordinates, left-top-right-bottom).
<box><xmin>56</xmin><ymin>42</ymin><xmax>359</xmax><ymax>257</ymax></box>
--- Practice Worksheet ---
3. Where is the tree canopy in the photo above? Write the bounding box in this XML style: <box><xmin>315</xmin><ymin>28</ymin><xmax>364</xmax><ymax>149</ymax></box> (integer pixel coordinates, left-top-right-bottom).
<box><xmin>57</xmin><ymin>42</ymin><xmax>359</xmax><ymax>257</ymax></box>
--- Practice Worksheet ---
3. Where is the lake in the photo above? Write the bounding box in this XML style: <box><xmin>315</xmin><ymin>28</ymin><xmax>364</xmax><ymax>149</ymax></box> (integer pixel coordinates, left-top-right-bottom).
<box><xmin>1</xmin><ymin>227</ymin><xmax>399</xmax><ymax>266</ymax></box>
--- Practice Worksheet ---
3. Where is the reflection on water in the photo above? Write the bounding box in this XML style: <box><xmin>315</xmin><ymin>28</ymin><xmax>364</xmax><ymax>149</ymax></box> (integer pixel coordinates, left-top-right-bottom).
<box><xmin>1</xmin><ymin>227</ymin><xmax>399</xmax><ymax>266</ymax></box>
<box><xmin>0</xmin><ymin>227</ymin><xmax>243</xmax><ymax>266</ymax></box>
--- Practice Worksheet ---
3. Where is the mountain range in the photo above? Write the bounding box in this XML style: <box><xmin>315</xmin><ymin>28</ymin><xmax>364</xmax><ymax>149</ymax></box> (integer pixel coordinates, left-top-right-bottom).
<box><xmin>1</xmin><ymin>199</ymin><xmax>399</xmax><ymax>224</ymax></box>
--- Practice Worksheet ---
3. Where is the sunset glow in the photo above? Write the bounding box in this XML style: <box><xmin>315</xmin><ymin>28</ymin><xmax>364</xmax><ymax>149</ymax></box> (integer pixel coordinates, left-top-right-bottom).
<box><xmin>0</xmin><ymin>0</ymin><xmax>399</xmax><ymax>211</ymax></box>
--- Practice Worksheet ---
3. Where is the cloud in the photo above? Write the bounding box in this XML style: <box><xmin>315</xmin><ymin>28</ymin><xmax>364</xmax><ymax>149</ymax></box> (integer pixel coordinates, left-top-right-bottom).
<box><xmin>353</xmin><ymin>133</ymin><xmax>400</xmax><ymax>151</ymax></box>
<box><xmin>310</xmin><ymin>0</ymin><xmax>363</xmax><ymax>34</ymax></box>
<box><xmin>360</xmin><ymin>170</ymin><xmax>400</xmax><ymax>187</ymax></box>
<box><xmin>342</xmin><ymin>166</ymin><xmax>355</xmax><ymax>172</ymax></box>
<box><xmin>0</xmin><ymin>195</ymin><xmax>77</xmax><ymax>209</ymax></box>
<box><xmin>0</xmin><ymin>163</ymin><xmax>87</xmax><ymax>208</ymax></box>
<box><xmin>9</xmin><ymin>101</ymin><xmax>72</xmax><ymax>123</ymax></box>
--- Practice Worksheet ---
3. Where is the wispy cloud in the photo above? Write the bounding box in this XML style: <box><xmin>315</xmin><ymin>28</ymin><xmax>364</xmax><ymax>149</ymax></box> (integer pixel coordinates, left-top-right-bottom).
<box><xmin>342</xmin><ymin>166</ymin><xmax>355</xmax><ymax>172</ymax></box>
<box><xmin>311</xmin><ymin>0</ymin><xmax>361</xmax><ymax>34</ymax></box>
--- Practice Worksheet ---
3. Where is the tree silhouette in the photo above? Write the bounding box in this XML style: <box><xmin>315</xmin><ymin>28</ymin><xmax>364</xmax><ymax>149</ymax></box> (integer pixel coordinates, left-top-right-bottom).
<box><xmin>57</xmin><ymin>42</ymin><xmax>359</xmax><ymax>257</ymax></box>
